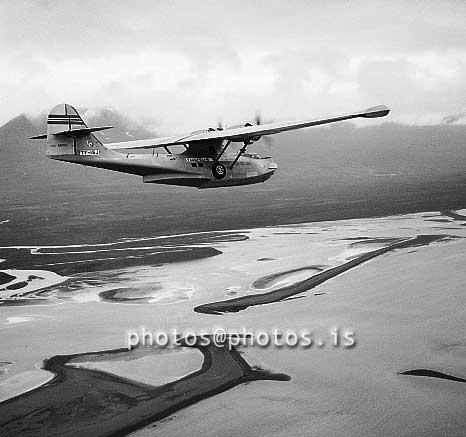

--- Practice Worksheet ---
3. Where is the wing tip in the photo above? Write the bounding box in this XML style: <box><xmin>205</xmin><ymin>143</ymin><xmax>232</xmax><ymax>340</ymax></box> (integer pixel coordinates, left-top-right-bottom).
<box><xmin>362</xmin><ymin>105</ymin><xmax>390</xmax><ymax>118</ymax></box>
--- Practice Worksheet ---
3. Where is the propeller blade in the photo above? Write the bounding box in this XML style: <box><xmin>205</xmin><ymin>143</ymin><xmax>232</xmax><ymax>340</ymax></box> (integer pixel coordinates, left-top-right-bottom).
<box><xmin>254</xmin><ymin>111</ymin><xmax>273</xmax><ymax>149</ymax></box>
<box><xmin>263</xmin><ymin>135</ymin><xmax>273</xmax><ymax>149</ymax></box>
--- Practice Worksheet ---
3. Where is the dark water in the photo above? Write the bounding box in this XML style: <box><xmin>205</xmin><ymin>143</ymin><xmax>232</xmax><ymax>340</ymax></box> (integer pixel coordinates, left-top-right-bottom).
<box><xmin>1</xmin><ymin>170</ymin><xmax>465</xmax><ymax>247</ymax></box>
<box><xmin>1</xmin><ymin>175</ymin><xmax>465</xmax><ymax>247</ymax></box>
<box><xmin>1</xmin><ymin>121</ymin><xmax>466</xmax><ymax>247</ymax></box>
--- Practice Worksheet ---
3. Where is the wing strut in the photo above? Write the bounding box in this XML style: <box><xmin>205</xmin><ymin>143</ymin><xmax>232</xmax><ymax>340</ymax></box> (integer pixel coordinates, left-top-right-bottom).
<box><xmin>229</xmin><ymin>143</ymin><xmax>248</xmax><ymax>170</ymax></box>
<box><xmin>214</xmin><ymin>140</ymin><xmax>231</xmax><ymax>164</ymax></box>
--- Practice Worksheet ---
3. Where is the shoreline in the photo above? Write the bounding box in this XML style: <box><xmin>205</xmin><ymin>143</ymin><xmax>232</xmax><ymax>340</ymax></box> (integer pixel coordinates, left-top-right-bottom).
<box><xmin>194</xmin><ymin>234</ymin><xmax>452</xmax><ymax>314</ymax></box>
<box><xmin>2</xmin><ymin>202</ymin><xmax>466</xmax><ymax>248</ymax></box>
<box><xmin>0</xmin><ymin>338</ymin><xmax>289</xmax><ymax>436</ymax></box>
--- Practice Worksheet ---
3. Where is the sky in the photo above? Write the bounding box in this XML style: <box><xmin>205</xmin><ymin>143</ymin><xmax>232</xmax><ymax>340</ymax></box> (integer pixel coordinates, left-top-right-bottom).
<box><xmin>1</xmin><ymin>0</ymin><xmax>466</xmax><ymax>133</ymax></box>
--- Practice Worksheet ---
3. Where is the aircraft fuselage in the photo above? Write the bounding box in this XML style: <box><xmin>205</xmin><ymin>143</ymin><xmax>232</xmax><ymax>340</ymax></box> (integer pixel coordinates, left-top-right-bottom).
<box><xmin>52</xmin><ymin>151</ymin><xmax>278</xmax><ymax>189</ymax></box>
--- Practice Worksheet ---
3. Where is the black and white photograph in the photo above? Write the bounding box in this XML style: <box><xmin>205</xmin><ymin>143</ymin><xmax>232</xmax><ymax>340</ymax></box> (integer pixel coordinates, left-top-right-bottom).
<box><xmin>1</xmin><ymin>1</ymin><xmax>466</xmax><ymax>435</ymax></box>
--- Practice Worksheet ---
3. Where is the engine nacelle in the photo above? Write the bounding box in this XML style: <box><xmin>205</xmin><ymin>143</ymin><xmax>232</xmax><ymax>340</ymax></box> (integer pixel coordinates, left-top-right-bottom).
<box><xmin>228</xmin><ymin>122</ymin><xmax>261</xmax><ymax>144</ymax></box>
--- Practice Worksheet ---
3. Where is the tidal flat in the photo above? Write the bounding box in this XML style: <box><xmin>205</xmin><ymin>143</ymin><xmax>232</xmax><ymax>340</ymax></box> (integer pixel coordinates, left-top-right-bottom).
<box><xmin>1</xmin><ymin>210</ymin><xmax>466</xmax><ymax>435</ymax></box>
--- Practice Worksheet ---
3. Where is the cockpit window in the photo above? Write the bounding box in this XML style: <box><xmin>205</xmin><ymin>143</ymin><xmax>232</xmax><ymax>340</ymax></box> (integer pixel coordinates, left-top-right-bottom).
<box><xmin>243</xmin><ymin>153</ymin><xmax>261</xmax><ymax>159</ymax></box>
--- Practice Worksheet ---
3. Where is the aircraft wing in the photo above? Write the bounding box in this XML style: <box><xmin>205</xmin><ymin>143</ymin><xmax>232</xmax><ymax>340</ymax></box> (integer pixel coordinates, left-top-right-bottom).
<box><xmin>105</xmin><ymin>105</ymin><xmax>389</xmax><ymax>150</ymax></box>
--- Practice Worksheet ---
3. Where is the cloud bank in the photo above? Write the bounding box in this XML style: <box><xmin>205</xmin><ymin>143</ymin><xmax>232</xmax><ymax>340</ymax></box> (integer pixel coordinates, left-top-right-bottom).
<box><xmin>1</xmin><ymin>0</ymin><xmax>466</xmax><ymax>133</ymax></box>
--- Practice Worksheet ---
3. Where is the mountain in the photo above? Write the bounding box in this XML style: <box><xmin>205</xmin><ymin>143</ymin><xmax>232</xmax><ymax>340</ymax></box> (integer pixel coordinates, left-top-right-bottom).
<box><xmin>1</xmin><ymin>110</ymin><xmax>466</xmax><ymax>246</ymax></box>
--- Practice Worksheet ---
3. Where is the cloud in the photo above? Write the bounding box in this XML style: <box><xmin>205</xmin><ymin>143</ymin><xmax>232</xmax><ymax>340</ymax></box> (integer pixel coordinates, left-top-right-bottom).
<box><xmin>442</xmin><ymin>112</ymin><xmax>466</xmax><ymax>124</ymax></box>
<box><xmin>357</xmin><ymin>54</ymin><xmax>466</xmax><ymax>123</ymax></box>
<box><xmin>1</xmin><ymin>0</ymin><xmax>466</xmax><ymax>129</ymax></box>
<box><xmin>442</xmin><ymin>95</ymin><xmax>466</xmax><ymax>124</ymax></box>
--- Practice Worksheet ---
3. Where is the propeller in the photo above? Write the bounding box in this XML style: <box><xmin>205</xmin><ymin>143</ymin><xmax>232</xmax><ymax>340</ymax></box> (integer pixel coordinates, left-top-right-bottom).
<box><xmin>254</xmin><ymin>111</ymin><xmax>273</xmax><ymax>148</ymax></box>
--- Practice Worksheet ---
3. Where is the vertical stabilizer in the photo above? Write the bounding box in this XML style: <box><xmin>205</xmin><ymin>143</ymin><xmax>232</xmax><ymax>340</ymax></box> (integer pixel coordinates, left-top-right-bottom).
<box><xmin>47</xmin><ymin>103</ymin><xmax>87</xmax><ymax>134</ymax></box>
<box><xmin>45</xmin><ymin>104</ymin><xmax>113</xmax><ymax>158</ymax></box>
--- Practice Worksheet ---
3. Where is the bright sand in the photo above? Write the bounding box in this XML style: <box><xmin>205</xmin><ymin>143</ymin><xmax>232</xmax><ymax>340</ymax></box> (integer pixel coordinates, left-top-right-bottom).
<box><xmin>1</xmin><ymin>211</ymin><xmax>466</xmax><ymax>435</ymax></box>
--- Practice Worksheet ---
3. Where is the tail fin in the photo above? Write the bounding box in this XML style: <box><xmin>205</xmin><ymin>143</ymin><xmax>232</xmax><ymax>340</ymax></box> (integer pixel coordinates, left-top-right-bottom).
<box><xmin>33</xmin><ymin>103</ymin><xmax>113</xmax><ymax>158</ymax></box>
<box><xmin>47</xmin><ymin>103</ymin><xmax>87</xmax><ymax>135</ymax></box>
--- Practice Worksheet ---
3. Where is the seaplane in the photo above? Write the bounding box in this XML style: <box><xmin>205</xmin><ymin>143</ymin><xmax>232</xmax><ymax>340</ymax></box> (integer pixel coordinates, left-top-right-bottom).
<box><xmin>31</xmin><ymin>103</ymin><xmax>390</xmax><ymax>188</ymax></box>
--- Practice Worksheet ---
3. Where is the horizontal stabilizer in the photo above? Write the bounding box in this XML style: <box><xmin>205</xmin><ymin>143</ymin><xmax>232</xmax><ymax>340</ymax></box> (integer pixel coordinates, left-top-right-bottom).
<box><xmin>52</xmin><ymin>126</ymin><xmax>113</xmax><ymax>137</ymax></box>
<box><xmin>30</xmin><ymin>126</ymin><xmax>113</xmax><ymax>140</ymax></box>
<box><xmin>30</xmin><ymin>134</ymin><xmax>47</xmax><ymax>140</ymax></box>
